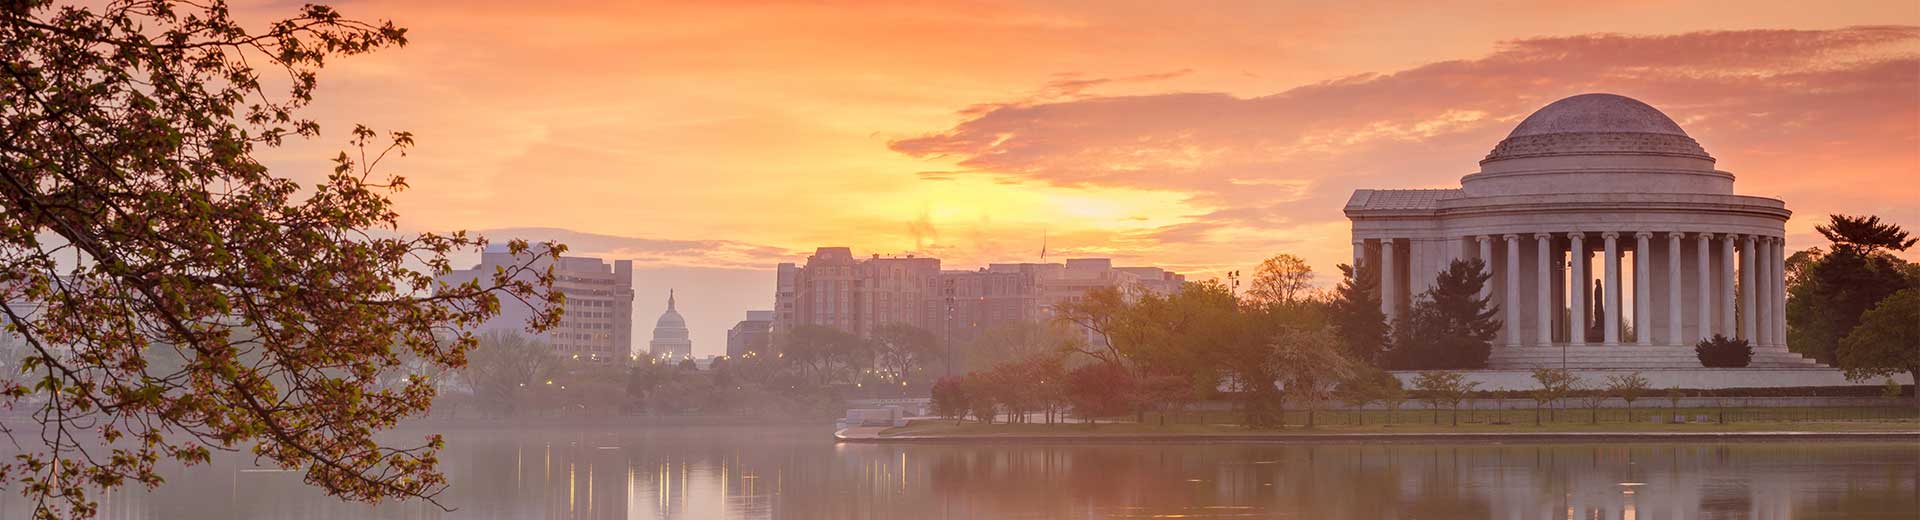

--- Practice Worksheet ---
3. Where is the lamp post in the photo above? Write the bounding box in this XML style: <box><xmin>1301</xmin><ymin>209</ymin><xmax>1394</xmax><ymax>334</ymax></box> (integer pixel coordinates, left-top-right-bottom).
<box><xmin>1562</xmin><ymin>258</ymin><xmax>1570</xmax><ymax>371</ymax></box>
<box><xmin>944</xmin><ymin>278</ymin><xmax>955</xmax><ymax>378</ymax></box>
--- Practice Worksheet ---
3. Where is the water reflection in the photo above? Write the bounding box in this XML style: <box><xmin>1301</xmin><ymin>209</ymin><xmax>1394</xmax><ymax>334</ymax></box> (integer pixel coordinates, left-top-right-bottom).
<box><xmin>13</xmin><ymin>425</ymin><xmax>1914</xmax><ymax>519</ymax></box>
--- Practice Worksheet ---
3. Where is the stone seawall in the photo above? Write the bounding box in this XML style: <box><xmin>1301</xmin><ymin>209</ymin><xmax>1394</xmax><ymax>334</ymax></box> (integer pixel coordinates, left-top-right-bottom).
<box><xmin>1386</xmin><ymin>367</ymin><xmax>1912</xmax><ymax>392</ymax></box>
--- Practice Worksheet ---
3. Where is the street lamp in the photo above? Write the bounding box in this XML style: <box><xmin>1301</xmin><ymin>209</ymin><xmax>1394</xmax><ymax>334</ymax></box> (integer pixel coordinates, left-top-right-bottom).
<box><xmin>944</xmin><ymin>278</ymin><xmax>956</xmax><ymax>378</ymax></box>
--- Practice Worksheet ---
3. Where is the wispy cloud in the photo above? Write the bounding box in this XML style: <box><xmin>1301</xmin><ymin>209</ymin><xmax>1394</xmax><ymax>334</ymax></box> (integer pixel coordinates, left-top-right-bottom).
<box><xmin>476</xmin><ymin>227</ymin><xmax>794</xmax><ymax>269</ymax></box>
<box><xmin>891</xmin><ymin>26</ymin><xmax>1920</xmax><ymax>258</ymax></box>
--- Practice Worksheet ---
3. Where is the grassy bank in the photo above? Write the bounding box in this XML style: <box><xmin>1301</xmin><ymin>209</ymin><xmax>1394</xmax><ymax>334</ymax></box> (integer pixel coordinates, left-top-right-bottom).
<box><xmin>881</xmin><ymin>406</ymin><xmax>1920</xmax><ymax>438</ymax></box>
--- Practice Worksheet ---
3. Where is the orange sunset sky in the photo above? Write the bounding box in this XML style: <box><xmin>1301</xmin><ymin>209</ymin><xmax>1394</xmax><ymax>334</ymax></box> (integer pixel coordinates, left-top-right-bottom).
<box><xmin>245</xmin><ymin>1</ymin><xmax>1919</xmax><ymax>356</ymax></box>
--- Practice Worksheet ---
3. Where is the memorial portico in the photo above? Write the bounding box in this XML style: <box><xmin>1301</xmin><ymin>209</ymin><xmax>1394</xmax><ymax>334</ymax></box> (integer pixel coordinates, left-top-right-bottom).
<box><xmin>1344</xmin><ymin>93</ymin><xmax>1817</xmax><ymax>369</ymax></box>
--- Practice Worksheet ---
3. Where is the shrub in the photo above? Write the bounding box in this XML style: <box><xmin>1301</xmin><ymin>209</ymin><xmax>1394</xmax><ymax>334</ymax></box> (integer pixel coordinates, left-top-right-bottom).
<box><xmin>930</xmin><ymin>377</ymin><xmax>970</xmax><ymax>423</ymax></box>
<box><xmin>1695</xmin><ymin>335</ymin><xmax>1753</xmax><ymax>367</ymax></box>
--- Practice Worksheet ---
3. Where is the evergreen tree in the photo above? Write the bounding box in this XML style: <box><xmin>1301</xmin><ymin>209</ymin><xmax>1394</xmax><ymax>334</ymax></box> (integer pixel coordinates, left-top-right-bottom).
<box><xmin>1787</xmin><ymin>215</ymin><xmax>1920</xmax><ymax>363</ymax></box>
<box><xmin>1329</xmin><ymin>262</ymin><xmax>1392</xmax><ymax>367</ymax></box>
<box><xmin>1817</xmin><ymin>215</ymin><xmax>1917</xmax><ymax>254</ymax></box>
<box><xmin>1389</xmin><ymin>259</ymin><xmax>1503</xmax><ymax>369</ymax></box>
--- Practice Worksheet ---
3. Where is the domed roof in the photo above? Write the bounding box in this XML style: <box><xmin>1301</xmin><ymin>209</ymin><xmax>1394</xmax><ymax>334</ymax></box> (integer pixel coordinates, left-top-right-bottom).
<box><xmin>654</xmin><ymin>290</ymin><xmax>686</xmax><ymax>329</ymax></box>
<box><xmin>1506</xmin><ymin>93</ymin><xmax>1688</xmax><ymax>137</ymax></box>
<box><xmin>1483</xmin><ymin>93</ymin><xmax>1710</xmax><ymax>163</ymax></box>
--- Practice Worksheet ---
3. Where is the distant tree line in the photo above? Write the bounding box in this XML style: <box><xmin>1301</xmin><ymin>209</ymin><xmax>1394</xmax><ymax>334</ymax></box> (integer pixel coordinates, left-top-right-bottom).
<box><xmin>928</xmin><ymin>214</ymin><xmax>1918</xmax><ymax>428</ymax></box>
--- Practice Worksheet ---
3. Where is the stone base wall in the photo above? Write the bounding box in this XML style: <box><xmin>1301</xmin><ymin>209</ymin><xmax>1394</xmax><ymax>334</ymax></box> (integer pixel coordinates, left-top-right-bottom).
<box><xmin>1389</xmin><ymin>367</ymin><xmax>1912</xmax><ymax>392</ymax></box>
<box><xmin>1486</xmin><ymin>345</ymin><xmax>1822</xmax><ymax>369</ymax></box>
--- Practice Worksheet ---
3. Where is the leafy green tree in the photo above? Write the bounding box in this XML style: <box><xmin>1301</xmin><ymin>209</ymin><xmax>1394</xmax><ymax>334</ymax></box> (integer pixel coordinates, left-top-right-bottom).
<box><xmin>1788</xmin><ymin>215</ymin><xmax>1919</xmax><ymax>363</ymax></box>
<box><xmin>1051</xmin><ymin>286</ymin><xmax>1139</xmax><ymax>370</ymax></box>
<box><xmin>462</xmin><ymin>332</ymin><xmax>561</xmax><ymax>416</ymax></box>
<box><xmin>1605</xmin><ymin>372</ymin><xmax>1651</xmax><ymax>418</ymax></box>
<box><xmin>0</xmin><ymin>2</ymin><xmax>564</xmax><ymax>515</ymax></box>
<box><xmin>1574</xmin><ymin>378</ymin><xmax>1609</xmax><ymax>424</ymax></box>
<box><xmin>1180</xmin><ymin>280</ymin><xmax>1299</xmax><ymax>427</ymax></box>
<box><xmin>870</xmin><ymin>322</ymin><xmax>939</xmax><ymax>386</ymax></box>
<box><xmin>782</xmin><ymin>324</ymin><xmax>866</xmax><ymax>385</ymax></box>
<box><xmin>1246</xmin><ymin>253</ymin><xmax>1314</xmax><ymax>306</ymax></box>
<box><xmin>1269</xmin><ymin>327</ymin><xmax>1357</xmax><ymax>428</ymax></box>
<box><xmin>627</xmin><ymin>359</ymin><xmax>678</xmax><ymax>413</ymax></box>
<box><xmin>1335</xmin><ymin>368</ymin><xmax>1395</xmax><ymax>425</ymax></box>
<box><xmin>548</xmin><ymin>359</ymin><xmax>631</xmax><ymax>416</ymax></box>
<box><xmin>1390</xmin><ymin>259</ymin><xmax>1502</xmax><ymax>369</ymax></box>
<box><xmin>1328</xmin><ymin>262</ymin><xmax>1391</xmax><ymax>367</ymax></box>
<box><xmin>1378</xmin><ymin>376</ymin><xmax>1408</xmax><ymax>425</ymax></box>
<box><xmin>964</xmin><ymin>320</ymin><xmax>1082</xmax><ymax>372</ymax></box>
<box><xmin>1529</xmin><ymin>368</ymin><xmax>1575</xmax><ymax>424</ymax></box>
<box><xmin>930</xmin><ymin>376</ymin><xmax>970</xmax><ymax>424</ymax></box>
<box><xmin>1413</xmin><ymin>371</ymin><xmax>1474</xmax><ymax>426</ymax></box>
<box><xmin>1837</xmin><ymin>288</ymin><xmax>1920</xmax><ymax>384</ymax></box>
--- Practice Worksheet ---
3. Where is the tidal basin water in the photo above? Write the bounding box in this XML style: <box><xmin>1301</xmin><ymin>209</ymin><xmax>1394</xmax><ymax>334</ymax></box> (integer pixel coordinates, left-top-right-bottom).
<box><xmin>19</xmin><ymin>425</ymin><xmax>1917</xmax><ymax>519</ymax></box>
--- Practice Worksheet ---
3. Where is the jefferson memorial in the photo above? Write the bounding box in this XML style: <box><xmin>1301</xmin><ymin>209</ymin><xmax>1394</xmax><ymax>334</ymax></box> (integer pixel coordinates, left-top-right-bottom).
<box><xmin>1345</xmin><ymin>93</ymin><xmax>1819</xmax><ymax>370</ymax></box>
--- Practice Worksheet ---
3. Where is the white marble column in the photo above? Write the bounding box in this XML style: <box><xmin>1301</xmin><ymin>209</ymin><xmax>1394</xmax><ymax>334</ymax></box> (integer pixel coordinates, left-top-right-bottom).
<box><xmin>1740</xmin><ymin>234</ymin><xmax>1758</xmax><ymax>341</ymax></box>
<box><xmin>1477</xmin><ymin>235</ymin><xmax>1494</xmax><ymax>301</ymax></box>
<box><xmin>1667</xmin><ymin>232</ymin><xmax>1684</xmax><ymax>346</ymax></box>
<box><xmin>1720</xmin><ymin>233</ymin><xmax>1737</xmax><ymax>337</ymax></box>
<box><xmin>1568</xmin><ymin>232</ymin><xmax>1586</xmax><ymax>347</ymax></box>
<box><xmin>1504</xmin><ymin>234</ymin><xmax>1522</xmax><ymax>348</ymax></box>
<box><xmin>1352</xmin><ymin>239</ymin><xmax>1364</xmax><ymax>272</ymax></box>
<box><xmin>1696</xmin><ymin>233</ymin><xmax>1713</xmax><ymax>340</ymax></box>
<box><xmin>1603</xmin><ymin>231</ymin><xmax>1621</xmax><ymax>346</ymax></box>
<box><xmin>1634</xmin><ymin>231</ymin><xmax>1653</xmax><ymax>346</ymax></box>
<box><xmin>1754</xmin><ymin>237</ymin><xmax>1772</xmax><ymax>347</ymax></box>
<box><xmin>1773</xmin><ymin>237</ymin><xmax>1788</xmax><ymax>347</ymax></box>
<box><xmin>1535</xmin><ymin>233</ymin><xmax>1553</xmax><ymax>346</ymax></box>
<box><xmin>1380</xmin><ymin>238</ymin><xmax>1397</xmax><ymax>324</ymax></box>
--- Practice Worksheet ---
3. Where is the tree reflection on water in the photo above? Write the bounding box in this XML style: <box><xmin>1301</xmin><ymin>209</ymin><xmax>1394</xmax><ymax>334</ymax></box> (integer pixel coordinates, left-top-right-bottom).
<box><xmin>19</xmin><ymin>425</ymin><xmax>1914</xmax><ymax>519</ymax></box>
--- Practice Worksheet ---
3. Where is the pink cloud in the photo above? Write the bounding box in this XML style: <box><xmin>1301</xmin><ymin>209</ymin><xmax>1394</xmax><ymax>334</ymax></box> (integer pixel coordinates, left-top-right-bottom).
<box><xmin>890</xmin><ymin>26</ymin><xmax>1920</xmax><ymax>253</ymax></box>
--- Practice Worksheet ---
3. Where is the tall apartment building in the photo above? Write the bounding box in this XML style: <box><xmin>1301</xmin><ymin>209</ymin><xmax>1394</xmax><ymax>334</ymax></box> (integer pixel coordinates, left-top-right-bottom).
<box><xmin>770</xmin><ymin>247</ymin><xmax>1184</xmax><ymax>345</ymax></box>
<box><xmin>776</xmin><ymin>247</ymin><xmax>943</xmax><ymax>338</ymax></box>
<box><xmin>439</xmin><ymin>245</ymin><xmax>635</xmax><ymax>360</ymax></box>
<box><xmin>726</xmin><ymin>310</ymin><xmax>775</xmax><ymax>358</ymax></box>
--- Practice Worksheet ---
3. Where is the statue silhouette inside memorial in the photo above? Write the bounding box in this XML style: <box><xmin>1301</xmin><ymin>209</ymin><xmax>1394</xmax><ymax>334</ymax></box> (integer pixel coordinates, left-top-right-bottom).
<box><xmin>1586</xmin><ymin>279</ymin><xmax>1606</xmax><ymax>343</ymax></box>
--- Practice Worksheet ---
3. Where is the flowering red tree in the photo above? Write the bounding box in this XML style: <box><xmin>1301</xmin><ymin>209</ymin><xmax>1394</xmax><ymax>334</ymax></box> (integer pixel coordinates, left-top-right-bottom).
<box><xmin>1065</xmin><ymin>363</ymin><xmax>1136</xmax><ymax>424</ymax></box>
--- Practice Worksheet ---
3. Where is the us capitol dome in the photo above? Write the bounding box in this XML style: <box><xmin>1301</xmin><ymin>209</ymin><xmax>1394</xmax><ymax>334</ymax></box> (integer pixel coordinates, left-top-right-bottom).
<box><xmin>648</xmin><ymin>290</ymin><xmax>693</xmax><ymax>360</ymax></box>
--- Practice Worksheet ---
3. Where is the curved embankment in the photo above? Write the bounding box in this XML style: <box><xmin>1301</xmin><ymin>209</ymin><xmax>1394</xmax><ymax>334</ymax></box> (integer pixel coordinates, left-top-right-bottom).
<box><xmin>834</xmin><ymin>428</ymin><xmax>1920</xmax><ymax>444</ymax></box>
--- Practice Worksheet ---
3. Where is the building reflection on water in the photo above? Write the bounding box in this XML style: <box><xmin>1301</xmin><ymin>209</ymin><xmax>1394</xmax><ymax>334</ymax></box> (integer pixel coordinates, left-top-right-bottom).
<box><xmin>11</xmin><ymin>425</ymin><xmax>1914</xmax><ymax>519</ymax></box>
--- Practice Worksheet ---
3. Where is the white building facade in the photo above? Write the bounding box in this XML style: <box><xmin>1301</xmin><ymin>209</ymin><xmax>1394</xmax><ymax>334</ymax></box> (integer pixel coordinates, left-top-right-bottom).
<box><xmin>439</xmin><ymin>246</ymin><xmax>634</xmax><ymax>360</ymax></box>
<box><xmin>1345</xmin><ymin>93</ymin><xmax>1814</xmax><ymax>369</ymax></box>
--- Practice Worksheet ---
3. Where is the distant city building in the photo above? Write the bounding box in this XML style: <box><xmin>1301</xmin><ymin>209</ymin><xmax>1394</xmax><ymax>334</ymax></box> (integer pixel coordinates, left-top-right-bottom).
<box><xmin>770</xmin><ymin>247</ymin><xmax>1184</xmax><ymax>345</ymax></box>
<box><xmin>438</xmin><ymin>245</ymin><xmax>633</xmax><ymax>360</ymax></box>
<box><xmin>777</xmin><ymin>247</ymin><xmax>942</xmax><ymax>339</ymax></box>
<box><xmin>648</xmin><ymin>290</ymin><xmax>694</xmax><ymax>360</ymax></box>
<box><xmin>772</xmin><ymin>263</ymin><xmax>799</xmax><ymax>337</ymax></box>
<box><xmin>726</xmin><ymin>310</ymin><xmax>774</xmax><ymax>358</ymax></box>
